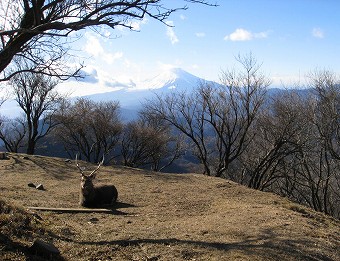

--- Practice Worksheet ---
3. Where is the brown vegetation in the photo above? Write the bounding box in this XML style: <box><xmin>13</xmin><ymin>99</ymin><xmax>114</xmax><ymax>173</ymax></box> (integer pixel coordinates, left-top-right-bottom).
<box><xmin>0</xmin><ymin>153</ymin><xmax>339</xmax><ymax>260</ymax></box>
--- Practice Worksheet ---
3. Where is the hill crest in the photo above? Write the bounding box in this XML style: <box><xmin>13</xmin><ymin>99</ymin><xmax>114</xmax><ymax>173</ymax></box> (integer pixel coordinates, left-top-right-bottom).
<box><xmin>1</xmin><ymin>153</ymin><xmax>339</xmax><ymax>260</ymax></box>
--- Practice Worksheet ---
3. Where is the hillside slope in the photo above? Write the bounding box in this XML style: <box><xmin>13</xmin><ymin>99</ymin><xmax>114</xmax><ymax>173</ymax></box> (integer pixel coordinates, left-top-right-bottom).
<box><xmin>0</xmin><ymin>153</ymin><xmax>339</xmax><ymax>260</ymax></box>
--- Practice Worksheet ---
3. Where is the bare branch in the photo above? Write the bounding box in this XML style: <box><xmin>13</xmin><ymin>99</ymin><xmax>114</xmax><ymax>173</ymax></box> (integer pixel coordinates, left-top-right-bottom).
<box><xmin>0</xmin><ymin>0</ymin><xmax>216</xmax><ymax>80</ymax></box>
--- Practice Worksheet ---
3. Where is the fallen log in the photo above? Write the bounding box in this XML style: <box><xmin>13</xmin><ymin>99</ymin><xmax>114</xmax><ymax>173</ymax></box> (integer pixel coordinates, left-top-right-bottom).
<box><xmin>26</xmin><ymin>206</ymin><xmax>115</xmax><ymax>213</ymax></box>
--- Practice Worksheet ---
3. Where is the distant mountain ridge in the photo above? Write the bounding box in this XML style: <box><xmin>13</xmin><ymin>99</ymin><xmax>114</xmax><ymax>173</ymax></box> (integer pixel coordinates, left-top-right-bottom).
<box><xmin>0</xmin><ymin>67</ymin><xmax>312</xmax><ymax>119</ymax></box>
<box><xmin>0</xmin><ymin>68</ymin><xmax>210</xmax><ymax>118</ymax></box>
<box><xmin>84</xmin><ymin>68</ymin><xmax>312</xmax><ymax>121</ymax></box>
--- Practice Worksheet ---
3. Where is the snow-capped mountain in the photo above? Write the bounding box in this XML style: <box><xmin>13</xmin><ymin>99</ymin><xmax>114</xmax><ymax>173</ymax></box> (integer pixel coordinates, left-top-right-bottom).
<box><xmin>134</xmin><ymin>67</ymin><xmax>206</xmax><ymax>91</ymax></box>
<box><xmin>84</xmin><ymin>68</ymin><xmax>213</xmax><ymax>107</ymax></box>
<box><xmin>0</xmin><ymin>68</ymin><xmax>213</xmax><ymax>118</ymax></box>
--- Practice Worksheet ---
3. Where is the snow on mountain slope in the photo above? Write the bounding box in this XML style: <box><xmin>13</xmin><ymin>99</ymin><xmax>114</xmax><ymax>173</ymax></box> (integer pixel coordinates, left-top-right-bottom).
<box><xmin>83</xmin><ymin>67</ymin><xmax>211</xmax><ymax>107</ymax></box>
<box><xmin>132</xmin><ymin>68</ymin><xmax>205</xmax><ymax>91</ymax></box>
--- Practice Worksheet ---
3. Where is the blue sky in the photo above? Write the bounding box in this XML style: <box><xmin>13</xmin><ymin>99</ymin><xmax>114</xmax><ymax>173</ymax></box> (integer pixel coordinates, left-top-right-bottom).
<box><xmin>68</xmin><ymin>0</ymin><xmax>340</xmax><ymax>90</ymax></box>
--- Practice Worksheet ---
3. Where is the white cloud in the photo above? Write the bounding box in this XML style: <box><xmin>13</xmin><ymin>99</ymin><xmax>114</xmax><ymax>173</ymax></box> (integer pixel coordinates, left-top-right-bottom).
<box><xmin>180</xmin><ymin>14</ymin><xmax>186</xmax><ymax>20</ymax></box>
<box><xmin>226</xmin><ymin>28</ymin><xmax>252</xmax><ymax>41</ymax></box>
<box><xmin>84</xmin><ymin>34</ymin><xmax>104</xmax><ymax>56</ymax></box>
<box><xmin>117</xmin><ymin>18</ymin><xmax>148</xmax><ymax>31</ymax></box>
<box><xmin>224</xmin><ymin>28</ymin><xmax>269</xmax><ymax>41</ymax></box>
<box><xmin>83</xmin><ymin>33</ymin><xmax>123</xmax><ymax>64</ymax></box>
<box><xmin>254</xmin><ymin>31</ymin><xmax>269</xmax><ymax>39</ymax></box>
<box><xmin>312</xmin><ymin>27</ymin><xmax>324</xmax><ymax>38</ymax></box>
<box><xmin>104</xmin><ymin>79</ymin><xmax>135</xmax><ymax>89</ymax></box>
<box><xmin>78</xmin><ymin>67</ymin><xmax>99</xmax><ymax>83</ymax></box>
<box><xmin>158</xmin><ymin>62</ymin><xmax>177</xmax><ymax>71</ymax></box>
<box><xmin>130</xmin><ymin>18</ymin><xmax>148</xmax><ymax>30</ymax></box>
<box><xmin>165</xmin><ymin>21</ymin><xmax>179</xmax><ymax>45</ymax></box>
<box><xmin>103</xmin><ymin>30</ymin><xmax>111</xmax><ymax>37</ymax></box>
<box><xmin>104</xmin><ymin>51</ymin><xmax>124</xmax><ymax>64</ymax></box>
<box><xmin>155</xmin><ymin>61</ymin><xmax>183</xmax><ymax>74</ymax></box>
<box><xmin>195</xmin><ymin>32</ymin><xmax>206</xmax><ymax>38</ymax></box>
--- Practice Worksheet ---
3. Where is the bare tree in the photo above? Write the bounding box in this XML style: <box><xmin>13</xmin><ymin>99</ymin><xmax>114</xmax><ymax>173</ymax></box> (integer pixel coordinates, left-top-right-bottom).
<box><xmin>308</xmin><ymin>70</ymin><xmax>340</xmax><ymax>160</ymax></box>
<box><xmin>9</xmin><ymin>72</ymin><xmax>64</xmax><ymax>154</ymax></box>
<box><xmin>250</xmin><ymin>82</ymin><xmax>340</xmax><ymax>218</ymax></box>
<box><xmin>0</xmin><ymin>0</ymin><xmax>215</xmax><ymax>80</ymax></box>
<box><xmin>0</xmin><ymin>115</ymin><xmax>27</xmax><ymax>152</ymax></box>
<box><xmin>144</xmin><ymin>54</ymin><xmax>270</xmax><ymax>177</ymax></box>
<box><xmin>240</xmin><ymin>90</ymin><xmax>310</xmax><ymax>190</ymax></box>
<box><xmin>53</xmin><ymin>98</ymin><xmax>122</xmax><ymax>163</ymax></box>
<box><xmin>121</xmin><ymin>120</ymin><xmax>160</xmax><ymax>168</ymax></box>
<box><xmin>121</xmin><ymin>115</ymin><xmax>184</xmax><ymax>171</ymax></box>
<box><xmin>206</xmin><ymin>54</ymin><xmax>269</xmax><ymax>177</ymax></box>
<box><xmin>298</xmin><ymin>69</ymin><xmax>340</xmax><ymax>217</ymax></box>
<box><xmin>144</xmin><ymin>89</ymin><xmax>212</xmax><ymax>174</ymax></box>
<box><xmin>0</xmin><ymin>89</ymin><xmax>8</xmax><ymax>107</ymax></box>
<box><xmin>139</xmin><ymin>109</ymin><xmax>185</xmax><ymax>171</ymax></box>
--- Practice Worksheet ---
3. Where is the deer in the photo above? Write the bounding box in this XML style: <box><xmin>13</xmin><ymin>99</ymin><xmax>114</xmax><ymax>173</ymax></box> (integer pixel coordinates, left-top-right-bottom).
<box><xmin>76</xmin><ymin>154</ymin><xmax>118</xmax><ymax>208</ymax></box>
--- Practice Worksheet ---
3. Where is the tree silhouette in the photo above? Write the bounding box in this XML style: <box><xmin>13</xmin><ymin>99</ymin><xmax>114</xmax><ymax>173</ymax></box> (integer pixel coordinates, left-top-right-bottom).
<box><xmin>0</xmin><ymin>0</ymin><xmax>215</xmax><ymax>80</ymax></box>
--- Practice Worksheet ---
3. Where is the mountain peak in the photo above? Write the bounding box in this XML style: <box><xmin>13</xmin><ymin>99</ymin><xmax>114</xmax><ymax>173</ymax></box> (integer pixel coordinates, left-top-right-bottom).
<box><xmin>137</xmin><ymin>67</ymin><xmax>203</xmax><ymax>91</ymax></box>
<box><xmin>168</xmin><ymin>67</ymin><xmax>189</xmax><ymax>76</ymax></box>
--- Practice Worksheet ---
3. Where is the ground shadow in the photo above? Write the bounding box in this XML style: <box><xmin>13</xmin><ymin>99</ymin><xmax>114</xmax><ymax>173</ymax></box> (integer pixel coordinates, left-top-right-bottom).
<box><xmin>68</xmin><ymin>228</ymin><xmax>335</xmax><ymax>261</ymax></box>
<box><xmin>72</xmin><ymin>201</ymin><xmax>137</xmax><ymax>215</ymax></box>
<box><xmin>105</xmin><ymin>201</ymin><xmax>136</xmax><ymax>215</ymax></box>
<box><xmin>115</xmin><ymin>201</ymin><xmax>135</xmax><ymax>209</ymax></box>
<box><xmin>0</xmin><ymin>233</ymin><xmax>66</xmax><ymax>261</ymax></box>
<box><xmin>28</xmin><ymin>156</ymin><xmax>74</xmax><ymax>180</ymax></box>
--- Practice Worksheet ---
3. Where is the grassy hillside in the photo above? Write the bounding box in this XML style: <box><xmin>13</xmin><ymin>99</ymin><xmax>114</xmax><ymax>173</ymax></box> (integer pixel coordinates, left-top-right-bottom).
<box><xmin>0</xmin><ymin>153</ymin><xmax>339</xmax><ymax>260</ymax></box>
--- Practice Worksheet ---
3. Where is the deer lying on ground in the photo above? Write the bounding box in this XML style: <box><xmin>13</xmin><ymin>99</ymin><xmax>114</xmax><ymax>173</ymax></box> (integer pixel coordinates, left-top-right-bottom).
<box><xmin>76</xmin><ymin>155</ymin><xmax>118</xmax><ymax>208</ymax></box>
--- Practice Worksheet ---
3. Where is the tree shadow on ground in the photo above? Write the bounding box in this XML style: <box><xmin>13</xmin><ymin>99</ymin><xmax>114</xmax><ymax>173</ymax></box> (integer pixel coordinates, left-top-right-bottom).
<box><xmin>28</xmin><ymin>156</ymin><xmax>75</xmax><ymax>180</ymax></box>
<box><xmin>69</xmin><ymin>227</ymin><xmax>335</xmax><ymax>261</ymax></box>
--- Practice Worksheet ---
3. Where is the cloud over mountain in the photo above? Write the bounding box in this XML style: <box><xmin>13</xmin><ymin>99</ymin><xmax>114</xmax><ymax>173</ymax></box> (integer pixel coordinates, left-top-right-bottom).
<box><xmin>78</xmin><ymin>68</ymin><xmax>99</xmax><ymax>84</ymax></box>
<box><xmin>80</xmin><ymin>67</ymin><xmax>215</xmax><ymax>109</ymax></box>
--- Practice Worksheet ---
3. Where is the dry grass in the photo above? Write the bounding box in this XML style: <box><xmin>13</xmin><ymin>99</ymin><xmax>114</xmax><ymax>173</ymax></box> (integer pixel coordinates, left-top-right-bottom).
<box><xmin>0</xmin><ymin>153</ymin><xmax>339</xmax><ymax>260</ymax></box>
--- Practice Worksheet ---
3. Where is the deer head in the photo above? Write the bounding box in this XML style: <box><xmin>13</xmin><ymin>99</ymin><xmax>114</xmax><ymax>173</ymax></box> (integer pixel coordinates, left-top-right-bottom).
<box><xmin>76</xmin><ymin>154</ymin><xmax>104</xmax><ymax>190</ymax></box>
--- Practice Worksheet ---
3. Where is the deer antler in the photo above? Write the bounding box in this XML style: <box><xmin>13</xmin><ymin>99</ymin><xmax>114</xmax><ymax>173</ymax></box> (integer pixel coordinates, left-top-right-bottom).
<box><xmin>75</xmin><ymin>153</ymin><xmax>85</xmax><ymax>176</ymax></box>
<box><xmin>75</xmin><ymin>154</ymin><xmax>104</xmax><ymax>177</ymax></box>
<box><xmin>89</xmin><ymin>154</ymin><xmax>105</xmax><ymax>177</ymax></box>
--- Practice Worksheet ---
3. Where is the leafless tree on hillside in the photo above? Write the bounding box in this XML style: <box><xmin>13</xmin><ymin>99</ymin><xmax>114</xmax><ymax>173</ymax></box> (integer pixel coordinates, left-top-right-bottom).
<box><xmin>144</xmin><ymin>89</ymin><xmax>212</xmax><ymax>174</ymax></box>
<box><xmin>308</xmin><ymin>70</ymin><xmax>340</xmax><ymax>160</ymax></box>
<box><xmin>53</xmin><ymin>98</ymin><xmax>122</xmax><ymax>163</ymax></box>
<box><xmin>144</xmin><ymin>53</ymin><xmax>270</xmax><ymax>177</ymax></box>
<box><xmin>252</xmin><ymin>78</ymin><xmax>340</xmax><ymax>218</ymax></box>
<box><xmin>240</xmin><ymin>91</ymin><xmax>311</xmax><ymax>190</ymax></box>
<box><xmin>0</xmin><ymin>115</ymin><xmax>27</xmax><ymax>152</ymax></box>
<box><xmin>9</xmin><ymin>72</ymin><xmax>64</xmax><ymax>154</ymax></box>
<box><xmin>121</xmin><ymin>115</ymin><xmax>184</xmax><ymax>171</ymax></box>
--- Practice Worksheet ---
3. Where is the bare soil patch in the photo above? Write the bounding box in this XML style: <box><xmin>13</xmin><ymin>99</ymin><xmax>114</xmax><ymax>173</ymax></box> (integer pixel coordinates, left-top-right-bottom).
<box><xmin>1</xmin><ymin>153</ymin><xmax>339</xmax><ymax>260</ymax></box>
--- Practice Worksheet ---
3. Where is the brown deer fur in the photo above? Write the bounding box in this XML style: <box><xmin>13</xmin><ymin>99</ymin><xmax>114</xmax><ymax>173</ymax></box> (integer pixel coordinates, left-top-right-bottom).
<box><xmin>76</xmin><ymin>155</ymin><xmax>118</xmax><ymax>208</ymax></box>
